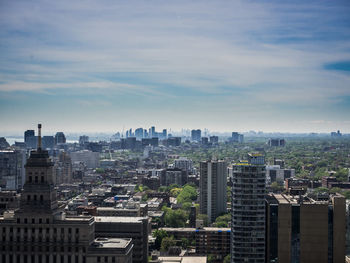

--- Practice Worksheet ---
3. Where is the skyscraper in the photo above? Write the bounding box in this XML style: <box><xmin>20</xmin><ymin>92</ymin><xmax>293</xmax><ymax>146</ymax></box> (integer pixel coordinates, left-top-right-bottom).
<box><xmin>229</xmin><ymin>153</ymin><xmax>266</xmax><ymax>263</ymax></box>
<box><xmin>191</xmin><ymin>129</ymin><xmax>201</xmax><ymax>142</ymax></box>
<box><xmin>24</xmin><ymin>130</ymin><xmax>34</xmax><ymax>144</ymax></box>
<box><xmin>199</xmin><ymin>160</ymin><xmax>227</xmax><ymax>223</ymax></box>
<box><xmin>55</xmin><ymin>132</ymin><xmax>66</xmax><ymax>144</ymax></box>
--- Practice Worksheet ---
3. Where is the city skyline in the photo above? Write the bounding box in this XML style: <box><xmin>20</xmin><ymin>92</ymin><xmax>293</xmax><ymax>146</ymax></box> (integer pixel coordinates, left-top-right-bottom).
<box><xmin>1</xmin><ymin>0</ymin><xmax>350</xmax><ymax>133</ymax></box>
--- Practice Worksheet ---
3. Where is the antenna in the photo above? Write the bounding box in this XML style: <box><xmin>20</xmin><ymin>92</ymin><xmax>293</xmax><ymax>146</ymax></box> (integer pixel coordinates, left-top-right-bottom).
<box><xmin>38</xmin><ymin>123</ymin><xmax>42</xmax><ymax>150</ymax></box>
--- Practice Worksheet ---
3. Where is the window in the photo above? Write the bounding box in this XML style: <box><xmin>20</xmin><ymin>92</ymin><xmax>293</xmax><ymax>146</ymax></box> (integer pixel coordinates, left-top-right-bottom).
<box><xmin>40</xmin><ymin>195</ymin><xmax>44</xmax><ymax>203</ymax></box>
<box><xmin>27</xmin><ymin>195</ymin><xmax>31</xmax><ymax>201</ymax></box>
<box><xmin>32</xmin><ymin>218</ymin><xmax>35</xmax><ymax>224</ymax></box>
<box><xmin>35</xmin><ymin>176</ymin><xmax>38</xmax><ymax>183</ymax></box>
<box><xmin>76</xmin><ymin>228</ymin><xmax>79</xmax><ymax>234</ymax></box>
<box><xmin>24</xmin><ymin>218</ymin><xmax>28</xmax><ymax>224</ymax></box>
<box><xmin>34</xmin><ymin>195</ymin><xmax>37</xmax><ymax>201</ymax></box>
<box><xmin>29</xmin><ymin>176</ymin><xmax>32</xmax><ymax>183</ymax></box>
<box><xmin>39</xmin><ymin>218</ymin><xmax>42</xmax><ymax>224</ymax></box>
<box><xmin>46</xmin><ymin>218</ymin><xmax>50</xmax><ymax>224</ymax></box>
<box><xmin>17</xmin><ymin>218</ymin><xmax>20</xmax><ymax>223</ymax></box>
<box><xmin>41</xmin><ymin>176</ymin><xmax>44</xmax><ymax>183</ymax></box>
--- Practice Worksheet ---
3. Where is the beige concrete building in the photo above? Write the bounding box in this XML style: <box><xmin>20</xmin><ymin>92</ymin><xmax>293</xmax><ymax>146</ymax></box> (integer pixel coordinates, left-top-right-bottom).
<box><xmin>266</xmin><ymin>193</ymin><xmax>346</xmax><ymax>263</ymax></box>
<box><xmin>0</xmin><ymin>126</ymin><xmax>133</xmax><ymax>263</ymax></box>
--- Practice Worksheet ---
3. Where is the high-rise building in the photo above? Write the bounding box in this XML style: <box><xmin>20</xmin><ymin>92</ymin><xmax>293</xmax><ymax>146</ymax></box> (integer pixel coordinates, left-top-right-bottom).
<box><xmin>266</xmin><ymin>193</ymin><xmax>346</xmax><ymax>263</ymax></box>
<box><xmin>268</xmin><ymin>138</ymin><xmax>285</xmax><ymax>147</ymax></box>
<box><xmin>24</xmin><ymin>130</ymin><xmax>34</xmax><ymax>144</ymax></box>
<box><xmin>162</xmin><ymin>129</ymin><xmax>167</xmax><ymax>139</ymax></box>
<box><xmin>55</xmin><ymin>132</ymin><xmax>66</xmax><ymax>144</ymax></box>
<box><xmin>191</xmin><ymin>129</ymin><xmax>201</xmax><ymax>142</ymax></box>
<box><xmin>135</xmin><ymin>128</ymin><xmax>144</xmax><ymax>140</ymax></box>
<box><xmin>0</xmin><ymin>125</ymin><xmax>133</xmax><ymax>263</ymax></box>
<box><xmin>209</xmin><ymin>136</ymin><xmax>219</xmax><ymax>145</ymax></box>
<box><xmin>0</xmin><ymin>149</ymin><xmax>26</xmax><ymax>190</ymax></box>
<box><xmin>79</xmin><ymin>135</ymin><xmax>89</xmax><ymax>145</ymax></box>
<box><xmin>231</xmin><ymin>132</ymin><xmax>244</xmax><ymax>143</ymax></box>
<box><xmin>199</xmin><ymin>160</ymin><xmax>227</xmax><ymax>223</ymax></box>
<box><xmin>25</xmin><ymin>130</ymin><xmax>37</xmax><ymax>148</ymax></box>
<box><xmin>229</xmin><ymin>153</ymin><xmax>266</xmax><ymax>263</ymax></box>
<box><xmin>42</xmin><ymin>136</ymin><xmax>55</xmax><ymax>149</ymax></box>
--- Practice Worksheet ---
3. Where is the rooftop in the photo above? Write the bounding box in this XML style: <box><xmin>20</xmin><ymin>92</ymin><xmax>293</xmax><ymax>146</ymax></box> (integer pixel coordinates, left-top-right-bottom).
<box><xmin>94</xmin><ymin>216</ymin><xmax>148</xmax><ymax>223</ymax></box>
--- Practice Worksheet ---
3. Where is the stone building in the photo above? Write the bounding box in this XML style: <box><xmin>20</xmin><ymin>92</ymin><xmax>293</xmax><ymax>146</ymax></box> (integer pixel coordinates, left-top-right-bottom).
<box><xmin>0</xmin><ymin>125</ymin><xmax>133</xmax><ymax>263</ymax></box>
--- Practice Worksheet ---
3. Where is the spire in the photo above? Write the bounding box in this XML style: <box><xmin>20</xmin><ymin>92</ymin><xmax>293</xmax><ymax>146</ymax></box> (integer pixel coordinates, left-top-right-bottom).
<box><xmin>38</xmin><ymin>123</ymin><xmax>42</xmax><ymax>150</ymax></box>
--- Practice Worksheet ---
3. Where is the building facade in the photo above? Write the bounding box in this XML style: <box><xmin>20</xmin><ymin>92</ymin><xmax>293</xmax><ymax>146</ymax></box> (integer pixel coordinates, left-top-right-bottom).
<box><xmin>266</xmin><ymin>193</ymin><xmax>346</xmax><ymax>263</ymax></box>
<box><xmin>199</xmin><ymin>160</ymin><xmax>227</xmax><ymax>223</ymax></box>
<box><xmin>229</xmin><ymin>154</ymin><xmax>266</xmax><ymax>263</ymax></box>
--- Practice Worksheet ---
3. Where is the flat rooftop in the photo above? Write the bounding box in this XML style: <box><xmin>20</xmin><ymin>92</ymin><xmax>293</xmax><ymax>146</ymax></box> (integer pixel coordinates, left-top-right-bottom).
<box><xmin>160</xmin><ymin>227</ymin><xmax>230</xmax><ymax>232</ymax></box>
<box><xmin>93</xmin><ymin>238</ymin><xmax>131</xmax><ymax>249</ymax></box>
<box><xmin>94</xmin><ymin>216</ymin><xmax>148</xmax><ymax>223</ymax></box>
<box><xmin>157</xmin><ymin>256</ymin><xmax>207</xmax><ymax>263</ymax></box>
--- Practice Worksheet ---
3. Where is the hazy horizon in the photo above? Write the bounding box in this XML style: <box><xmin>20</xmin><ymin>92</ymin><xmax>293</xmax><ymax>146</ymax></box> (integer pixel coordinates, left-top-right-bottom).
<box><xmin>1</xmin><ymin>1</ymin><xmax>350</xmax><ymax>133</ymax></box>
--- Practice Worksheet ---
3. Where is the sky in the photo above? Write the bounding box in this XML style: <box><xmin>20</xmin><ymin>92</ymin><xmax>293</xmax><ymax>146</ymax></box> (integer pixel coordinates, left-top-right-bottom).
<box><xmin>0</xmin><ymin>0</ymin><xmax>350</xmax><ymax>135</ymax></box>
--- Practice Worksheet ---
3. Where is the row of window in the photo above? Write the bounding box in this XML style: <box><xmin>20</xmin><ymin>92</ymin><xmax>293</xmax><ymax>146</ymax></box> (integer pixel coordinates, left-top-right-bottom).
<box><xmin>1</xmin><ymin>254</ymin><xmax>86</xmax><ymax>263</ymax></box>
<box><xmin>2</xmin><ymin>227</ymin><xmax>80</xmax><ymax>234</ymax></box>
<box><xmin>1</xmin><ymin>245</ymin><xmax>85</xmax><ymax>253</ymax></box>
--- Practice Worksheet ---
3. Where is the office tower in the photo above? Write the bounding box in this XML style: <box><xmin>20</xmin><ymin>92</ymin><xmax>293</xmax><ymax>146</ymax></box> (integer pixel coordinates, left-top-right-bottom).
<box><xmin>79</xmin><ymin>135</ymin><xmax>89</xmax><ymax>145</ymax></box>
<box><xmin>331</xmin><ymin>130</ymin><xmax>342</xmax><ymax>137</ymax></box>
<box><xmin>42</xmin><ymin>136</ymin><xmax>55</xmax><ymax>149</ymax></box>
<box><xmin>266</xmin><ymin>193</ymin><xmax>346</xmax><ymax>263</ymax></box>
<box><xmin>0</xmin><ymin>149</ymin><xmax>26</xmax><ymax>190</ymax></box>
<box><xmin>191</xmin><ymin>129</ymin><xmax>202</xmax><ymax>142</ymax></box>
<box><xmin>135</xmin><ymin>128</ymin><xmax>144</xmax><ymax>140</ymax></box>
<box><xmin>0</xmin><ymin>138</ymin><xmax>10</xmax><ymax>149</ymax></box>
<box><xmin>209</xmin><ymin>136</ymin><xmax>219</xmax><ymax>145</ymax></box>
<box><xmin>55</xmin><ymin>132</ymin><xmax>66</xmax><ymax>144</ymax></box>
<box><xmin>126</xmin><ymin>137</ymin><xmax>137</xmax><ymax>150</ymax></box>
<box><xmin>201</xmin><ymin>137</ymin><xmax>209</xmax><ymax>145</ymax></box>
<box><xmin>24</xmin><ymin>130</ymin><xmax>35</xmax><ymax>144</ymax></box>
<box><xmin>231</xmin><ymin>132</ymin><xmax>244</xmax><ymax>143</ymax></box>
<box><xmin>230</xmin><ymin>153</ymin><xmax>266</xmax><ymax>263</ymax></box>
<box><xmin>199</xmin><ymin>160</ymin><xmax>227</xmax><ymax>223</ymax></box>
<box><xmin>166</xmin><ymin>137</ymin><xmax>181</xmax><ymax>147</ymax></box>
<box><xmin>162</xmin><ymin>129</ymin><xmax>167</xmax><ymax>139</ymax></box>
<box><xmin>25</xmin><ymin>130</ymin><xmax>38</xmax><ymax>149</ymax></box>
<box><xmin>0</xmin><ymin>124</ymin><xmax>133</xmax><ymax>263</ymax></box>
<box><xmin>268</xmin><ymin>138</ymin><xmax>285</xmax><ymax>147</ymax></box>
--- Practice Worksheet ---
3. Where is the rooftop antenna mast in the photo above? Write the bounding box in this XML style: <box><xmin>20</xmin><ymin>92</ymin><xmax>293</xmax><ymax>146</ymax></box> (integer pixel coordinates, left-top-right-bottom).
<box><xmin>38</xmin><ymin>123</ymin><xmax>42</xmax><ymax>150</ymax></box>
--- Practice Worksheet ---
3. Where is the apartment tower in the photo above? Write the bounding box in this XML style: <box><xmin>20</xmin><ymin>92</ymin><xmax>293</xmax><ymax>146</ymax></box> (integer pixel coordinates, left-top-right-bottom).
<box><xmin>199</xmin><ymin>160</ymin><xmax>227</xmax><ymax>223</ymax></box>
<box><xmin>230</xmin><ymin>153</ymin><xmax>266</xmax><ymax>263</ymax></box>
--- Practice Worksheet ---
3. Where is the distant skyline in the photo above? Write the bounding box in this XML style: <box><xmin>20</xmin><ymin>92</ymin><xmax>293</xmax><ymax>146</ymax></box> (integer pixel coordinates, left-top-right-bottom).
<box><xmin>1</xmin><ymin>0</ymin><xmax>350</xmax><ymax>133</ymax></box>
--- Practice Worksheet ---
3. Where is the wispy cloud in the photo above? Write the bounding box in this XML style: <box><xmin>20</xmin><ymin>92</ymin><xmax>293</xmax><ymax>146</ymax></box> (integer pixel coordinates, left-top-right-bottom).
<box><xmin>0</xmin><ymin>0</ymin><xmax>350</xmax><ymax>132</ymax></box>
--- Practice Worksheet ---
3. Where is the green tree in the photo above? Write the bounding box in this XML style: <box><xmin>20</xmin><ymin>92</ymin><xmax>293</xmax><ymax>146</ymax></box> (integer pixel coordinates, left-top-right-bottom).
<box><xmin>223</xmin><ymin>254</ymin><xmax>230</xmax><ymax>263</ymax></box>
<box><xmin>207</xmin><ymin>254</ymin><xmax>215</xmax><ymax>263</ymax></box>
<box><xmin>163</xmin><ymin>207</ymin><xmax>188</xmax><ymax>227</ymax></box>
<box><xmin>152</xmin><ymin>229</ymin><xmax>168</xmax><ymax>250</ymax></box>
<box><xmin>161</xmin><ymin>236</ymin><xmax>176</xmax><ymax>251</ymax></box>
<box><xmin>181</xmin><ymin>238</ymin><xmax>190</xmax><ymax>249</ymax></box>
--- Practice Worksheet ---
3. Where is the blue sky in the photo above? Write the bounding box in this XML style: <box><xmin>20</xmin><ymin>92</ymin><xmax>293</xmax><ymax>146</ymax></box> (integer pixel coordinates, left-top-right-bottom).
<box><xmin>0</xmin><ymin>0</ymin><xmax>350</xmax><ymax>134</ymax></box>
